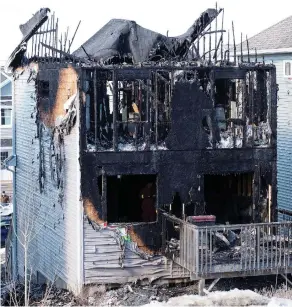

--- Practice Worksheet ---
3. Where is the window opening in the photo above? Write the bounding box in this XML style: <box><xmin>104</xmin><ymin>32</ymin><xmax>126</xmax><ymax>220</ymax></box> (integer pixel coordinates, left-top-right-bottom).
<box><xmin>204</xmin><ymin>173</ymin><xmax>253</xmax><ymax>224</ymax></box>
<box><xmin>107</xmin><ymin>174</ymin><xmax>157</xmax><ymax>223</ymax></box>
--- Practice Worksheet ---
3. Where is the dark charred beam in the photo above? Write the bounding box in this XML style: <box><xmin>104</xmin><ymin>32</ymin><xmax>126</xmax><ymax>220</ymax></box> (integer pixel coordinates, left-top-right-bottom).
<box><xmin>215</xmin><ymin>2</ymin><xmax>218</xmax><ymax>62</ymax></box>
<box><xmin>48</xmin><ymin>13</ymin><xmax>54</xmax><ymax>58</ymax></box>
<box><xmin>54</xmin><ymin>17</ymin><xmax>58</xmax><ymax>58</ymax></box>
<box><xmin>209</xmin><ymin>22</ymin><xmax>212</xmax><ymax>63</ymax></box>
<box><xmin>43</xmin><ymin>19</ymin><xmax>50</xmax><ymax>57</ymax></box>
<box><xmin>93</xmin><ymin>69</ymin><xmax>98</xmax><ymax>148</ymax></box>
<box><xmin>213</xmin><ymin>34</ymin><xmax>223</xmax><ymax>60</ymax></box>
<box><xmin>227</xmin><ymin>30</ymin><xmax>230</xmax><ymax>62</ymax></box>
<box><xmin>155</xmin><ymin>72</ymin><xmax>158</xmax><ymax>148</ymax></box>
<box><xmin>112</xmin><ymin>70</ymin><xmax>118</xmax><ymax>151</ymax></box>
<box><xmin>251</xmin><ymin>72</ymin><xmax>255</xmax><ymax>144</ymax></box>
<box><xmin>201</xmin><ymin>29</ymin><xmax>226</xmax><ymax>36</ymax></box>
<box><xmin>246</xmin><ymin>35</ymin><xmax>250</xmax><ymax>63</ymax></box>
<box><xmin>192</xmin><ymin>43</ymin><xmax>202</xmax><ymax>62</ymax></box>
<box><xmin>270</xmin><ymin>68</ymin><xmax>277</xmax><ymax>147</ymax></box>
<box><xmin>40</xmin><ymin>42</ymin><xmax>87</xmax><ymax>62</ymax></box>
<box><xmin>242</xmin><ymin>77</ymin><xmax>247</xmax><ymax>147</ymax></box>
<box><xmin>145</xmin><ymin>78</ymin><xmax>151</xmax><ymax>150</ymax></box>
<box><xmin>68</xmin><ymin>20</ymin><xmax>81</xmax><ymax>53</ymax></box>
<box><xmin>221</xmin><ymin>9</ymin><xmax>224</xmax><ymax>61</ymax></box>
<box><xmin>203</xmin><ymin>35</ymin><xmax>206</xmax><ymax>60</ymax></box>
<box><xmin>232</xmin><ymin>21</ymin><xmax>236</xmax><ymax>65</ymax></box>
<box><xmin>253</xmin><ymin>164</ymin><xmax>260</xmax><ymax>222</ymax></box>
<box><xmin>35</xmin><ymin>29</ymin><xmax>56</xmax><ymax>34</ymax></box>
<box><xmin>156</xmin><ymin>73</ymin><xmax>170</xmax><ymax>85</ymax></box>
<box><xmin>59</xmin><ymin>33</ymin><xmax>63</xmax><ymax>61</ymax></box>
<box><xmin>241</xmin><ymin>32</ymin><xmax>243</xmax><ymax>63</ymax></box>
<box><xmin>101</xmin><ymin>169</ymin><xmax>107</xmax><ymax>221</ymax></box>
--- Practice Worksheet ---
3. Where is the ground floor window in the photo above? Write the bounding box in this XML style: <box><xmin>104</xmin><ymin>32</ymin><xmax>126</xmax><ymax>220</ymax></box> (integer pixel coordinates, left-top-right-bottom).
<box><xmin>106</xmin><ymin>174</ymin><xmax>157</xmax><ymax>223</ymax></box>
<box><xmin>204</xmin><ymin>173</ymin><xmax>254</xmax><ymax>224</ymax></box>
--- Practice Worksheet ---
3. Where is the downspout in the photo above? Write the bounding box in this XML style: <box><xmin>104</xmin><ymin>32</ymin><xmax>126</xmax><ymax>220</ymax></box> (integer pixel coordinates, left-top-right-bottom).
<box><xmin>4</xmin><ymin>77</ymin><xmax>17</xmax><ymax>279</ymax></box>
<box><xmin>12</xmin><ymin>78</ymin><xmax>17</xmax><ymax>280</ymax></box>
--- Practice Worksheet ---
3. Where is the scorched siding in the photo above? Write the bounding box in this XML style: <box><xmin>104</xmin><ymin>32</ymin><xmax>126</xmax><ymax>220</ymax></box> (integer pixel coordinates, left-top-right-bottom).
<box><xmin>14</xmin><ymin>64</ymin><xmax>83</xmax><ymax>293</ymax></box>
<box><xmin>83</xmin><ymin>219</ymin><xmax>190</xmax><ymax>284</ymax></box>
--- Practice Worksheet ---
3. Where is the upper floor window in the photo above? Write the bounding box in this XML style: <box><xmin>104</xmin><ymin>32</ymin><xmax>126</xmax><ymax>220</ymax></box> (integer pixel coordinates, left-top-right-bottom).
<box><xmin>284</xmin><ymin>61</ymin><xmax>292</xmax><ymax>77</ymax></box>
<box><xmin>1</xmin><ymin>108</ymin><xmax>12</xmax><ymax>126</ymax></box>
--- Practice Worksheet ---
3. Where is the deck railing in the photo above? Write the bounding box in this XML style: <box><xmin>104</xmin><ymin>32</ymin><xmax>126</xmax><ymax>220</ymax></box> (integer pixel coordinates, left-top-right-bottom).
<box><xmin>161</xmin><ymin>212</ymin><xmax>292</xmax><ymax>279</ymax></box>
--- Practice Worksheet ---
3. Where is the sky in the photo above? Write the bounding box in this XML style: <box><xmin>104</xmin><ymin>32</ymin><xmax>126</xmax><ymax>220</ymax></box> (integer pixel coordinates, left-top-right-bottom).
<box><xmin>0</xmin><ymin>0</ymin><xmax>292</xmax><ymax>64</ymax></box>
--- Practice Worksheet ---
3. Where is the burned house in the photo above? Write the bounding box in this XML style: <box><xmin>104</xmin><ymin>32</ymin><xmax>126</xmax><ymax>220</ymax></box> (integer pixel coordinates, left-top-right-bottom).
<box><xmin>4</xmin><ymin>7</ymin><xmax>291</xmax><ymax>294</ymax></box>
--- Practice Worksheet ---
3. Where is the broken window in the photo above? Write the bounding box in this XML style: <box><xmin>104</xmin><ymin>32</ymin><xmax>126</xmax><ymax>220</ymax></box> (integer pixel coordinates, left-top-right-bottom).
<box><xmin>215</xmin><ymin>69</ymin><xmax>273</xmax><ymax>149</ymax></box>
<box><xmin>106</xmin><ymin>174</ymin><xmax>157</xmax><ymax>223</ymax></box>
<box><xmin>204</xmin><ymin>173</ymin><xmax>253</xmax><ymax>224</ymax></box>
<box><xmin>85</xmin><ymin>69</ymin><xmax>172</xmax><ymax>151</ymax></box>
<box><xmin>215</xmin><ymin>79</ymin><xmax>245</xmax><ymax>148</ymax></box>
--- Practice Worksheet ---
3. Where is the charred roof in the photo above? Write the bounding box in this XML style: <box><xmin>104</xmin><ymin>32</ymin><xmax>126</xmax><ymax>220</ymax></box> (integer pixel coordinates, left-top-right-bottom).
<box><xmin>5</xmin><ymin>6</ymin><xmax>274</xmax><ymax>71</ymax></box>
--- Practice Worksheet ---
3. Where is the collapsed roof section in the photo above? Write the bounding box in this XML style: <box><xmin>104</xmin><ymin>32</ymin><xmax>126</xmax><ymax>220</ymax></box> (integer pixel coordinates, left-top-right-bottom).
<box><xmin>5</xmin><ymin>6</ymin><xmax>231</xmax><ymax>70</ymax></box>
<box><xmin>73</xmin><ymin>9</ymin><xmax>219</xmax><ymax>63</ymax></box>
<box><xmin>6</xmin><ymin>5</ymin><xmax>265</xmax><ymax>71</ymax></box>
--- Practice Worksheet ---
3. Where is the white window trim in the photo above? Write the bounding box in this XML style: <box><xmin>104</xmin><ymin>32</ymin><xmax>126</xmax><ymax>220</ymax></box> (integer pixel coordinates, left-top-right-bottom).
<box><xmin>1</xmin><ymin>147</ymin><xmax>12</xmax><ymax>150</ymax></box>
<box><xmin>0</xmin><ymin>77</ymin><xmax>11</xmax><ymax>89</ymax></box>
<box><xmin>0</xmin><ymin>106</ymin><xmax>12</xmax><ymax>127</ymax></box>
<box><xmin>283</xmin><ymin>60</ymin><xmax>292</xmax><ymax>77</ymax></box>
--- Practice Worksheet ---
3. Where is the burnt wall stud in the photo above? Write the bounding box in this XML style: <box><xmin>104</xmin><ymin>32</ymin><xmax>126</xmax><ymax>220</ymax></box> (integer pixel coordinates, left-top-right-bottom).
<box><xmin>93</xmin><ymin>69</ymin><xmax>98</xmax><ymax>148</ymax></box>
<box><xmin>113</xmin><ymin>70</ymin><xmax>118</xmax><ymax>151</ymax></box>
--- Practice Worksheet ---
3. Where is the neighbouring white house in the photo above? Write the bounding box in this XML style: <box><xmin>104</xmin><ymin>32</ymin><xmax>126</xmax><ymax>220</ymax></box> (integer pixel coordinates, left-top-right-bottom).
<box><xmin>0</xmin><ymin>66</ymin><xmax>13</xmax><ymax>196</ymax></box>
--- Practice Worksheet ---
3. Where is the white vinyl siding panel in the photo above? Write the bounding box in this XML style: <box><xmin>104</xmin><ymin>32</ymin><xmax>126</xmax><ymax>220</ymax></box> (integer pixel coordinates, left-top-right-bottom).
<box><xmin>14</xmin><ymin>65</ymin><xmax>82</xmax><ymax>293</ymax></box>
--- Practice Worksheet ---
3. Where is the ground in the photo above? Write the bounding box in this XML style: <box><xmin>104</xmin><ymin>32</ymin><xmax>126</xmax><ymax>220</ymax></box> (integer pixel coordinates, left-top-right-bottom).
<box><xmin>1</xmin><ymin>247</ymin><xmax>292</xmax><ymax>306</ymax></box>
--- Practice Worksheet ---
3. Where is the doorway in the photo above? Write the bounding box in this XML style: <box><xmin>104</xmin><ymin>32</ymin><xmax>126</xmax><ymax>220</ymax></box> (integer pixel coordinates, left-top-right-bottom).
<box><xmin>204</xmin><ymin>173</ymin><xmax>253</xmax><ymax>224</ymax></box>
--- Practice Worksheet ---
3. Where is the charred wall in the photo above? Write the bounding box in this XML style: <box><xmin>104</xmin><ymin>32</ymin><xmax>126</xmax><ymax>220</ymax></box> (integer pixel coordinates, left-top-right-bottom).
<box><xmin>79</xmin><ymin>65</ymin><xmax>277</xmax><ymax>256</ymax></box>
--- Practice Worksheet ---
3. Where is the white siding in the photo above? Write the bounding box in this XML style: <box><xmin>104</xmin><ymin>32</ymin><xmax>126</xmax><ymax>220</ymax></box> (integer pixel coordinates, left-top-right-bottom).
<box><xmin>267</xmin><ymin>55</ymin><xmax>292</xmax><ymax>214</ymax></box>
<box><xmin>1</xmin><ymin>127</ymin><xmax>12</xmax><ymax>139</ymax></box>
<box><xmin>83</xmin><ymin>220</ymin><xmax>189</xmax><ymax>284</ymax></box>
<box><xmin>14</xmin><ymin>64</ymin><xmax>83</xmax><ymax>293</ymax></box>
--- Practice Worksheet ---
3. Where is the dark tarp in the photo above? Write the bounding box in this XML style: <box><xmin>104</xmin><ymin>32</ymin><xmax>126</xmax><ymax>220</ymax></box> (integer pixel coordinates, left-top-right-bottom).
<box><xmin>73</xmin><ymin>9</ymin><xmax>219</xmax><ymax>63</ymax></box>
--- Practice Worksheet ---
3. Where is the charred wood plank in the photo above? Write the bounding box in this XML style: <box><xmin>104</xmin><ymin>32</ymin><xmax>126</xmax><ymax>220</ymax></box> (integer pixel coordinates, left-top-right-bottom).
<box><xmin>40</xmin><ymin>42</ymin><xmax>87</xmax><ymax>62</ymax></box>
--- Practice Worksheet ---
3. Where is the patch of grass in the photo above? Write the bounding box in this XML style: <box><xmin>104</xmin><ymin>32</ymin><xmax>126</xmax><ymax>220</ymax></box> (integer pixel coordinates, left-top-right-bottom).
<box><xmin>257</xmin><ymin>283</ymin><xmax>292</xmax><ymax>299</ymax></box>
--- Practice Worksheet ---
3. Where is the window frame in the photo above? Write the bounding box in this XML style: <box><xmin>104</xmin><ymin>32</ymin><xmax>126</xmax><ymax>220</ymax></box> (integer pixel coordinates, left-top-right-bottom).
<box><xmin>0</xmin><ymin>106</ymin><xmax>12</xmax><ymax>127</ymax></box>
<box><xmin>1</xmin><ymin>150</ymin><xmax>9</xmax><ymax>169</ymax></box>
<box><xmin>283</xmin><ymin>60</ymin><xmax>292</xmax><ymax>77</ymax></box>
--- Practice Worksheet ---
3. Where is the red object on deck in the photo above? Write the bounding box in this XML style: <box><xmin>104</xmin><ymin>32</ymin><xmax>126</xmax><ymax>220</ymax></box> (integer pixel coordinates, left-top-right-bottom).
<box><xmin>186</xmin><ymin>215</ymin><xmax>216</xmax><ymax>225</ymax></box>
